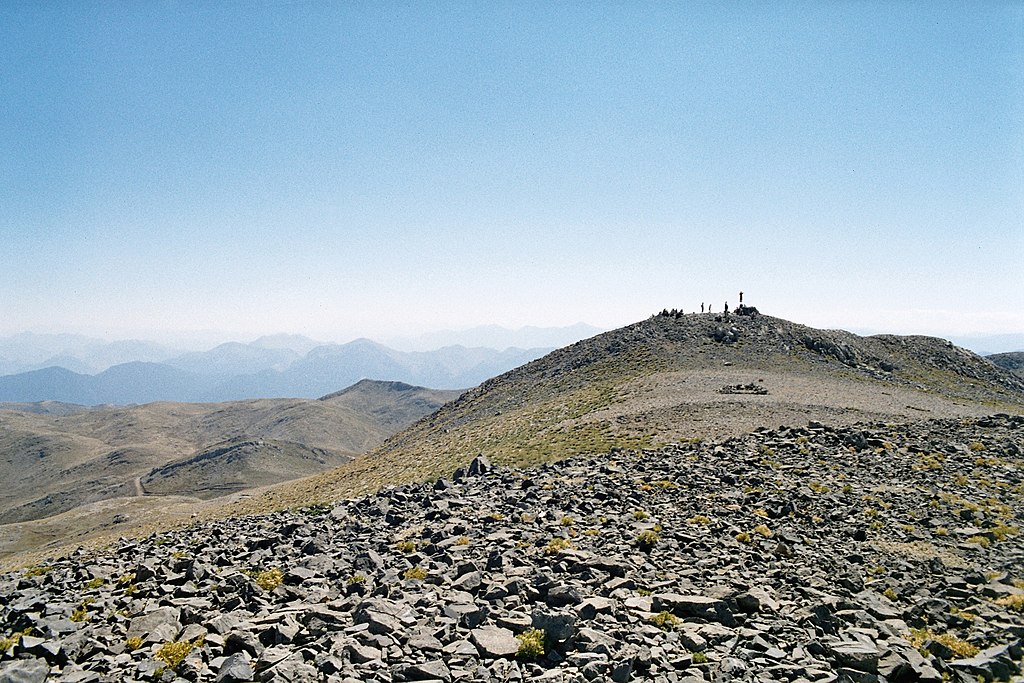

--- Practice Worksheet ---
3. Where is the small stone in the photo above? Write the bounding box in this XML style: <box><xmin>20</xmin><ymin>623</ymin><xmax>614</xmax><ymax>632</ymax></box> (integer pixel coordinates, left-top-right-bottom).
<box><xmin>651</xmin><ymin>593</ymin><xmax>735</xmax><ymax>626</ymax></box>
<box><xmin>408</xmin><ymin>631</ymin><xmax>444</xmax><ymax>652</ymax></box>
<box><xmin>532</xmin><ymin>609</ymin><xmax>576</xmax><ymax>642</ymax></box>
<box><xmin>546</xmin><ymin>585</ymin><xmax>583</xmax><ymax>607</ymax></box>
<box><xmin>216</xmin><ymin>653</ymin><xmax>254</xmax><ymax>683</ymax></box>
<box><xmin>495</xmin><ymin>612</ymin><xmax>533</xmax><ymax>633</ymax></box>
<box><xmin>127</xmin><ymin>606</ymin><xmax>182</xmax><ymax>644</ymax></box>
<box><xmin>395</xmin><ymin>659</ymin><xmax>452</xmax><ymax>682</ymax></box>
<box><xmin>828</xmin><ymin>641</ymin><xmax>881</xmax><ymax>674</ymax></box>
<box><xmin>0</xmin><ymin>658</ymin><xmax>49</xmax><ymax>683</ymax></box>
<box><xmin>611</xmin><ymin>660</ymin><xmax>632</xmax><ymax>683</ymax></box>
<box><xmin>468</xmin><ymin>454</ymin><xmax>492</xmax><ymax>476</ymax></box>
<box><xmin>471</xmin><ymin>627</ymin><xmax>520</xmax><ymax>659</ymax></box>
<box><xmin>576</xmin><ymin>597</ymin><xmax>614</xmax><ymax>620</ymax></box>
<box><xmin>343</xmin><ymin>642</ymin><xmax>381</xmax><ymax>664</ymax></box>
<box><xmin>354</xmin><ymin>609</ymin><xmax>401</xmax><ymax>635</ymax></box>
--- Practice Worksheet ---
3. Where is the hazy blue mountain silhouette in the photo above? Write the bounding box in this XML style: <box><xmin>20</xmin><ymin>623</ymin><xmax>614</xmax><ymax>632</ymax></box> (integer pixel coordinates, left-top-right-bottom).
<box><xmin>0</xmin><ymin>363</ymin><xmax>214</xmax><ymax>404</ymax></box>
<box><xmin>249</xmin><ymin>334</ymin><xmax>322</xmax><ymax>356</ymax></box>
<box><xmin>164</xmin><ymin>342</ymin><xmax>299</xmax><ymax>377</ymax></box>
<box><xmin>0</xmin><ymin>340</ymin><xmax>551</xmax><ymax>405</ymax></box>
<box><xmin>0</xmin><ymin>367</ymin><xmax>94</xmax><ymax>404</ymax></box>
<box><xmin>0</xmin><ymin>333</ymin><xmax>179</xmax><ymax>375</ymax></box>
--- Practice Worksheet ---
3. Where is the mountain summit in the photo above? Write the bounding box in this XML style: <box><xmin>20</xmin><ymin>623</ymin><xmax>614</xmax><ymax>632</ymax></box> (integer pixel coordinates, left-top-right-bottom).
<box><xmin>257</xmin><ymin>309</ymin><xmax>1024</xmax><ymax>510</ymax></box>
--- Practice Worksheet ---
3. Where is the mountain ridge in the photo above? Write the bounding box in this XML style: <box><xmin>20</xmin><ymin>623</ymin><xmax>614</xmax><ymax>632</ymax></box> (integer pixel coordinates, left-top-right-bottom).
<box><xmin>237</xmin><ymin>309</ymin><xmax>1024</xmax><ymax>516</ymax></box>
<box><xmin>989</xmin><ymin>351</ymin><xmax>1024</xmax><ymax>379</ymax></box>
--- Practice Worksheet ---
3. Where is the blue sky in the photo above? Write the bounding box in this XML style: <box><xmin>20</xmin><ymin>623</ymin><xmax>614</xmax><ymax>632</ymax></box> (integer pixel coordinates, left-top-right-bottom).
<box><xmin>1</xmin><ymin>1</ymin><xmax>1021</xmax><ymax>343</ymax></box>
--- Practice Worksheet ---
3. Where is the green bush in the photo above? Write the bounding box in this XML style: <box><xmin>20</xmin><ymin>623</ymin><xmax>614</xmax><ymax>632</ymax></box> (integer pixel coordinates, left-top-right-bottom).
<box><xmin>516</xmin><ymin>628</ymin><xmax>546</xmax><ymax>659</ymax></box>
<box><xmin>254</xmin><ymin>568</ymin><xmax>283</xmax><ymax>590</ymax></box>
<box><xmin>155</xmin><ymin>635</ymin><xmax>204</xmax><ymax>670</ymax></box>
<box><xmin>545</xmin><ymin>537</ymin><xmax>574</xmax><ymax>554</ymax></box>
<box><xmin>636</xmin><ymin>530</ymin><xmax>659</xmax><ymax>549</ymax></box>
<box><xmin>651</xmin><ymin>611</ymin><xmax>678</xmax><ymax>630</ymax></box>
<box><xmin>908</xmin><ymin>628</ymin><xmax>978</xmax><ymax>659</ymax></box>
<box><xmin>403</xmin><ymin>566</ymin><xmax>428</xmax><ymax>581</ymax></box>
<box><xmin>996</xmin><ymin>595</ymin><xmax>1024</xmax><ymax>611</ymax></box>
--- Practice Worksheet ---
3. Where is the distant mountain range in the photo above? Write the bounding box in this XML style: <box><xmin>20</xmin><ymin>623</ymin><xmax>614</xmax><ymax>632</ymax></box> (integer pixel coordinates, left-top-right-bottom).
<box><xmin>0</xmin><ymin>337</ymin><xmax>550</xmax><ymax>405</ymax></box>
<box><xmin>946</xmin><ymin>333</ymin><xmax>1024</xmax><ymax>357</ymax></box>
<box><xmin>0</xmin><ymin>332</ymin><xmax>179</xmax><ymax>376</ymax></box>
<box><xmin>0</xmin><ymin>325</ymin><xmax>603</xmax><ymax>376</ymax></box>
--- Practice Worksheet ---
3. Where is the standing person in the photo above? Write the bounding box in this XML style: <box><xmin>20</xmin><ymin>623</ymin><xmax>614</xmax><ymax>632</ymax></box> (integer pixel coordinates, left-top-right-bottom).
<box><xmin>739</xmin><ymin>291</ymin><xmax>744</xmax><ymax>304</ymax></box>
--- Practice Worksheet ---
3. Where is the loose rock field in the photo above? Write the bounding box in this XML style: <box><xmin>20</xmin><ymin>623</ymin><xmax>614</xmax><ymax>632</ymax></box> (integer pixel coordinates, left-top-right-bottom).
<box><xmin>2</xmin><ymin>415</ymin><xmax>1022</xmax><ymax>682</ymax></box>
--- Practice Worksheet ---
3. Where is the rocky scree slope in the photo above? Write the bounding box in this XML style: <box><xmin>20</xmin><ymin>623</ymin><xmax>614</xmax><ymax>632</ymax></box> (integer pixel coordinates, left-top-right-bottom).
<box><xmin>1</xmin><ymin>414</ymin><xmax>1022</xmax><ymax>682</ymax></box>
<box><xmin>989</xmin><ymin>354</ymin><xmax>1024</xmax><ymax>380</ymax></box>
<box><xmin>244</xmin><ymin>312</ymin><xmax>1024</xmax><ymax>514</ymax></box>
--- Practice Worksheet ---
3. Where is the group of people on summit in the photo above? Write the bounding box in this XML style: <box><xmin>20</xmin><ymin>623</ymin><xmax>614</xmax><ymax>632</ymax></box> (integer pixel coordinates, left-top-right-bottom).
<box><xmin>662</xmin><ymin>292</ymin><xmax>750</xmax><ymax>318</ymax></box>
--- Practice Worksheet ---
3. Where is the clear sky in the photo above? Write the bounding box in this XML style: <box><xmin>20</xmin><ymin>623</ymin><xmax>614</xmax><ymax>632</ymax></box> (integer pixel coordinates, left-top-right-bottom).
<box><xmin>2</xmin><ymin>1</ymin><xmax>1021</xmax><ymax>343</ymax></box>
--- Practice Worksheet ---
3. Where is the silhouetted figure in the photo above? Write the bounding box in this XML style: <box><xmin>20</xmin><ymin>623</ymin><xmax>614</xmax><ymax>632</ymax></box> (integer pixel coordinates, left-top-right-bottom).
<box><xmin>701</xmin><ymin>303</ymin><xmax>705</xmax><ymax>313</ymax></box>
<box><xmin>724</xmin><ymin>302</ymin><xmax>729</xmax><ymax>315</ymax></box>
<box><xmin>739</xmin><ymin>291</ymin><xmax>744</xmax><ymax>304</ymax></box>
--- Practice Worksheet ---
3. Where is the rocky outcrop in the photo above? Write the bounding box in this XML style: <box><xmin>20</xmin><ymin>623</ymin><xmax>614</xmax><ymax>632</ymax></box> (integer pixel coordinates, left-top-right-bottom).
<box><xmin>718</xmin><ymin>383</ymin><xmax>768</xmax><ymax>395</ymax></box>
<box><xmin>988</xmin><ymin>352</ymin><xmax>1024</xmax><ymax>380</ymax></box>
<box><xmin>1</xmin><ymin>415</ymin><xmax>1022</xmax><ymax>682</ymax></box>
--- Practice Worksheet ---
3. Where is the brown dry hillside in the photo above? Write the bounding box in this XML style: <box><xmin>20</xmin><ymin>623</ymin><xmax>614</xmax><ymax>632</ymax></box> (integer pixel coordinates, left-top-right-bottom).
<box><xmin>238</xmin><ymin>310</ymin><xmax>1024</xmax><ymax>514</ymax></box>
<box><xmin>0</xmin><ymin>380</ymin><xmax>460</xmax><ymax>526</ymax></box>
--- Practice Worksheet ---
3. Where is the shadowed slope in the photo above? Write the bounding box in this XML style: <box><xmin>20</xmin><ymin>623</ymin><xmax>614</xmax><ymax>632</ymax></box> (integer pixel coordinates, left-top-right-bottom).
<box><xmin>989</xmin><ymin>351</ymin><xmax>1024</xmax><ymax>379</ymax></box>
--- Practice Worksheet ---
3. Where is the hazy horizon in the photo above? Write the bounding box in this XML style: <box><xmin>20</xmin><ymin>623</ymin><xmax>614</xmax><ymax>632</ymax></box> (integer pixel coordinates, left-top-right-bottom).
<box><xmin>3</xmin><ymin>3</ymin><xmax>1021</xmax><ymax>344</ymax></box>
<box><xmin>3</xmin><ymin>303</ymin><xmax>1023</xmax><ymax>344</ymax></box>
<box><xmin>1</xmin><ymin>317</ymin><xmax>1022</xmax><ymax>358</ymax></box>
<box><xmin>0</xmin><ymin>321</ymin><xmax>603</xmax><ymax>353</ymax></box>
